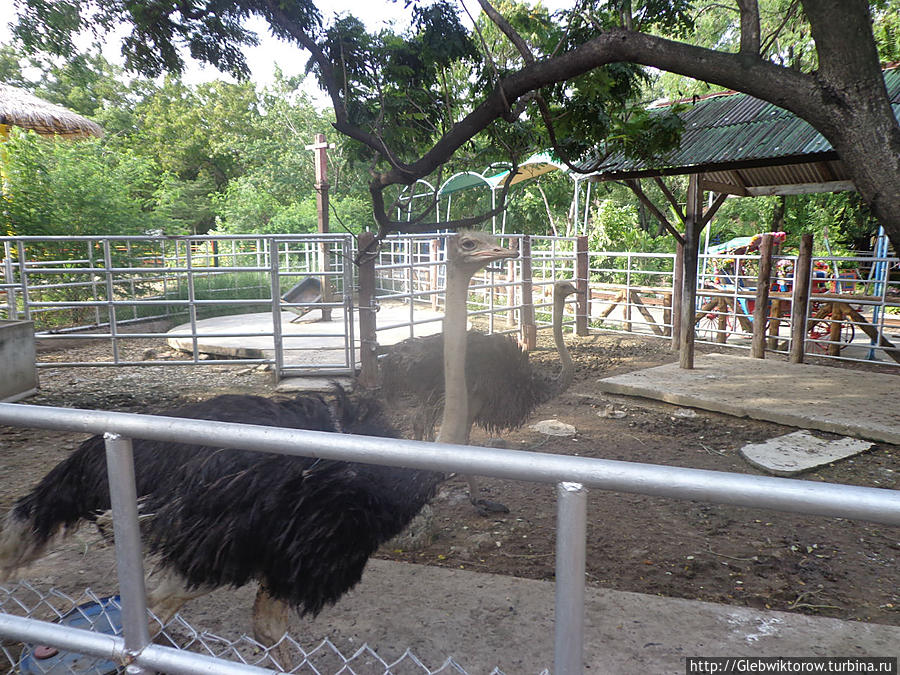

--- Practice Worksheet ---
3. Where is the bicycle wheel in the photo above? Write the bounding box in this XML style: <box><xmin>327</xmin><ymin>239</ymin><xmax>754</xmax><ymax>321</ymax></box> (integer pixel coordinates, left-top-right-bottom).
<box><xmin>696</xmin><ymin>311</ymin><xmax>732</xmax><ymax>342</ymax></box>
<box><xmin>807</xmin><ymin>313</ymin><xmax>855</xmax><ymax>353</ymax></box>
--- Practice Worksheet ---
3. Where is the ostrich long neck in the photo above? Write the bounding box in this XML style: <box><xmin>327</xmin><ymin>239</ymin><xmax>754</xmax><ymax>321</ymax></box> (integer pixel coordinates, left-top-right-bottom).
<box><xmin>436</xmin><ymin>265</ymin><xmax>472</xmax><ymax>445</ymax></box>
<box><xmin>552</xmin><ymin>287</ymin><xmax>575</xmax><ymax>393</ymax></box>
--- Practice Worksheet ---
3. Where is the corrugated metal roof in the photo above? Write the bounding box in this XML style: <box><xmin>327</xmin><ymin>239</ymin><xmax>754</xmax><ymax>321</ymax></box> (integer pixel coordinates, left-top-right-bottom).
<box><xmin>584</xmin><ymin>67</ymin><xmax>899</xmax><ymax>183</ymax></box>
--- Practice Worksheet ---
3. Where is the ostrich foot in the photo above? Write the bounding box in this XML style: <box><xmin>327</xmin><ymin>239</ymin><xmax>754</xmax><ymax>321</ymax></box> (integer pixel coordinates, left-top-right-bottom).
<box><xmin>465</xmin><ymin>475</ymin><xmax>510</xmax><ymax>515</ymax></box>
<box><xmin>472</xmin><ymin>498</ymin><xmax>510</xmax><ymax>516</ymax></box>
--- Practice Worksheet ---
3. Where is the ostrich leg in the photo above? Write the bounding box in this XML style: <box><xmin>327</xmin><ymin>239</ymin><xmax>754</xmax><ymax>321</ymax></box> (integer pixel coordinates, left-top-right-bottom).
<box><xmin>146</xmin><ymin>568</ymin><xmax>212</xmax><ymax>636</ymax></box>
<box><xmin>252</xmin><ymin>584</ymin><xmax>293</xmax><ymax>670</ymax></box>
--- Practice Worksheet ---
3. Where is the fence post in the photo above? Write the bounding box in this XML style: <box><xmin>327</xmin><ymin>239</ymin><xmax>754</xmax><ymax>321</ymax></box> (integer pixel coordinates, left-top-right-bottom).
<box><xmin>268</xmin><ymin>238</ymin><xmax>285</xmax><ymax>383</ymax></box>
<box><xmin>575</xmin><ymin>236</ymin><xmax>589</xmax><ymax>336</ymax></box>
<box><xmin>103</xmin><ymin>433</ymin><xmax>153</xmax><ymax>675</ymax></box>
<box><xmin>430</xmin><ymin>238</ymin><xmax>440</xmax><ymax>312</ymax></box>
<box><xmin>554</xmin><ymin>482</ymin><xmax>587</xmax><ymax>675</ymax></box>
<box><xmin>790</xmin><ymin>234</ymin><xmax>814</xmax><ymax>363</ymax></box>
<box><xmin>751</xmin><ymin>234</ymin><xmax>774</xmax><ymax>358</ymax></box>
<box><xmin>520</xmin><ymin>236</ymin><xmax>537</xmax><ymax>350</ymax></box>
<box><xmin>357</xmin><ymin>231</ymin><xmax>379</xmax><ymax>389</ymax></box>
<box><xmin>671</xmin><ymin>242</ymin><xmax>683</xmax><ymax>351</ymax></box>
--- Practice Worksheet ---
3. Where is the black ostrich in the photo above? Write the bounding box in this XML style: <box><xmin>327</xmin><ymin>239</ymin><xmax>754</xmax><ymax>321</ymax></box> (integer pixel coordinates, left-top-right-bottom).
<box><xmin>379</xmin><ymin>279</ymin><xmax>577</xmax><ymax>511</ymax></box>
<box><xmin>0</xmin><ymin>387</ymin><xmax>440</xmax><ymax>661</ymax></box>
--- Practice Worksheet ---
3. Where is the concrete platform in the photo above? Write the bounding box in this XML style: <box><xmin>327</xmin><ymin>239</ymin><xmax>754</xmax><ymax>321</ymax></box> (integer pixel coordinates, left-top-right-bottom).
<box><xmin>177</xmin><ymin>559</ymin><xmax>900</xmax><ymax>674</ymax></box>
<box><xmin>165</xmin><ymin>304</ymin><xmax>446</xmax><ymax>367</ymax></box>
<box><xmin>598</xmin><ymin>353</ymin><xmax>900</xmax><ymax>446</ymax></box>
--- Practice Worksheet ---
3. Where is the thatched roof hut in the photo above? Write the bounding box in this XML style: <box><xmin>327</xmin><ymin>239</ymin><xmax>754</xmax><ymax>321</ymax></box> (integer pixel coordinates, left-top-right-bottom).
<box><xmin>0</xmin><ymin>83</ymin><xmax>104</xmax><ymax>139</ymax></box>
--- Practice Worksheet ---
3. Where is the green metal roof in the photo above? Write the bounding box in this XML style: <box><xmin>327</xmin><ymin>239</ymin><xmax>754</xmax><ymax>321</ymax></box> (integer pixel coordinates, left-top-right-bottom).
<box><xmin>584</xmin><ymin>67</ymin><xmax>900</xmax><ymax>179</ymax></box>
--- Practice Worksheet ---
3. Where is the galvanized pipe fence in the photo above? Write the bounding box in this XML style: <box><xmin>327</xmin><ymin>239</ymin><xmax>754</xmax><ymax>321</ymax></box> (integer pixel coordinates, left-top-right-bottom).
<box><xmin>2</xmin><ymin>234</ymin><xmax>898</xmax><ymax>374</ymax></box>
<box><xmin>1</xmin><ymin>402</ymin><xmax>900</xmax><ymax>674</ymax></box>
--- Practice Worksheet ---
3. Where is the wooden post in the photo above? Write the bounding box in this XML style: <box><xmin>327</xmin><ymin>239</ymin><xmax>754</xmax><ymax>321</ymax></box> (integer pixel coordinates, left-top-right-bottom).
<box><xmin>679</xmin><ymin>175</ymin><xmax>703</xmax><ymax>369</ymax></box>
<box><xmin>575</xmin><ymin>235</ymin><xmax>589</xmax><ymax>336</ymax></box>
<box><xmin>663</xmin><ymin>292</ymin><xmax>672</xmax><ymax>337</ymax></box>
<box><xmin>306</xmin><ymin>133</ymin><xmax>334</xmax><ymax>321</ymax></box>
<box><xmin>828</xmin><ymin>301</ymin><xmax>844</xmax><ymax>357</ymax></box>
<box><xmin>356</xmin><ymin>231</ymin><xmax>379</xmax><ymax>389</ymax></box>
<box><xmin>751</xmin><ymin>234</ymin><xmax>774</xmax><ymax>358</ymax></box>
<box><xmin>767</xmin><ymin>298</ymin><xmax>782</xmax><ymax>350</ymax></box>
<box><xmin>520</xmin><ymin>235</ymin><xmax>537</xmax><ymax>350</ymax></box>
<box><xmin>790</xmin><ymin>233</ymin><xmax>814</xmax><ymax>363</ymax></box>
<box><xmin>671</xmin><ymin>240</ymin><xmax>683</xmax><ymax>351</ymax></box>
<box><xmin>716</xmin><ymin>298</ymin><xmax>728</xmax><ymax>343</ymax></box>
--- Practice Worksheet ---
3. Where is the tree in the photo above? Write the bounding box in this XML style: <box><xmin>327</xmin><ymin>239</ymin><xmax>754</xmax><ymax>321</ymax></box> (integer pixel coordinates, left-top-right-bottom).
<box><xmin>9</xmin><ymin>0</ymin><xmax>900</xmax><ymax>255</ymax></box>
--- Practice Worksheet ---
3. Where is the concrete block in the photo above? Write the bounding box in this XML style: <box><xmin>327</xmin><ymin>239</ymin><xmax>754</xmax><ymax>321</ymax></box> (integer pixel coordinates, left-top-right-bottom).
<box><xmin>740</xmin><ymin>430</ymin><xmax>873</xmax><ymax>476</ymax></box>
<box><xmin>0</xmin><ymin>320</ymin><xmax>38</xmax><ymax>402</ymax></box>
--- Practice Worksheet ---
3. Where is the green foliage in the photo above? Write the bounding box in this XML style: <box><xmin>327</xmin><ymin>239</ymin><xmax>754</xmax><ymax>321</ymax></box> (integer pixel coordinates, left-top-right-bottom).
<box><xmin>590</xmin><ymin>198</ymin><xmax>674</xmax><ymax>254</ymax></box>
<box><xmin>3</xmin><ymin>129</ymin><xmax>175</xmax><ymax>237</ymax></box>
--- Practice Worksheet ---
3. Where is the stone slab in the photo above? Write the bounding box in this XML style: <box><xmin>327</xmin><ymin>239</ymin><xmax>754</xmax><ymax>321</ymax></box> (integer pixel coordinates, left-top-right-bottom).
<box><xmin>598</xmin><ymin>353</ymin><xmax>900</xmax><ymax>446</ymax></box>
<box><xmin>740</xmin><ymin>430</ymin><xmax>874</xmax><ymax>476</ymax></box>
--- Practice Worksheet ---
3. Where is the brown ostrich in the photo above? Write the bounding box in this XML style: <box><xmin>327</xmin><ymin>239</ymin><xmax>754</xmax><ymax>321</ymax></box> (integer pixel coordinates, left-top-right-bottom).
<box><xmin>380</xmin><ymin>234</ymin><xmax>577</xmax><ymax>512</ymax></box>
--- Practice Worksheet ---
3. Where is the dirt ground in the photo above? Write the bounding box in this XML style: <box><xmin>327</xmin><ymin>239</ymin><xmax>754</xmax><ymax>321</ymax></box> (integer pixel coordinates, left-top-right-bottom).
<box><xmin>1</xmin><ymin>326</ymin><xmax>898</xmax><ymax>637</ymax></box>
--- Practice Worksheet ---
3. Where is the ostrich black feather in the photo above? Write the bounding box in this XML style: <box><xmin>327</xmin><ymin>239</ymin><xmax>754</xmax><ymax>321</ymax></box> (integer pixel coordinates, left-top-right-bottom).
<box><xmin>2</xmin><ymin>387</ymin><xmax>440</xmax><ymax>617</ymax></box>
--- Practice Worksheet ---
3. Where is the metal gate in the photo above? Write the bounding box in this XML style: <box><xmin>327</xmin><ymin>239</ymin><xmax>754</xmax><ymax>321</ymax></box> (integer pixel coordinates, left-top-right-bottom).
<box><xmin>270</xmin><ymin>235</ymin><xmax>357</xmax><ymax>380</ymax></box>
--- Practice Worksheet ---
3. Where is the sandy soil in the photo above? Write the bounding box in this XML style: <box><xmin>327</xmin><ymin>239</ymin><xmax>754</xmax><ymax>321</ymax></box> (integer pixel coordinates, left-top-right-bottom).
<box><xmin>1</xmin><ymin>326</ymin><xmax>898</xmax><ymax>642</ymax></box>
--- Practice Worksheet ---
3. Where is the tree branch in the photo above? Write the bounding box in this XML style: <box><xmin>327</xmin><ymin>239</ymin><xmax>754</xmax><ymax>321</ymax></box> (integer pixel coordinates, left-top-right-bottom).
<box><xmin>736</xmin><ymin>0</ymin><xmax>761</xmax><ymax>55</ymax></box>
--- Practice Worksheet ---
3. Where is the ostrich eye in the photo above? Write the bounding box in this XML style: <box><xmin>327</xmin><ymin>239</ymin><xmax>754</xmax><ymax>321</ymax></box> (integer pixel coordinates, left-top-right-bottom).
<box><xmin>459</xmin><ymin>238</ymin><xmax>476</xmax><ymax>251</ymax></box>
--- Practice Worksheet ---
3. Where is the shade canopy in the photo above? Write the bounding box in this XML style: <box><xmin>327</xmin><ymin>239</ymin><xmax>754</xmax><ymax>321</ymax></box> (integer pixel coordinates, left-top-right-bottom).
<box><xmin>0</xmin><ymin>83</ymin><xmax>104</xmax><ymax>139</ymax></box>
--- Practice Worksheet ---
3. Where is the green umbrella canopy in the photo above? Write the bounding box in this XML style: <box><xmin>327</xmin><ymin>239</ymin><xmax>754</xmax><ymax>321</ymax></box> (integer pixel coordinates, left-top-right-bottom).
<box><xmin>0</xmin><ymin>83</ymin><xmax>104</xmax><ymax>139</ymax></box>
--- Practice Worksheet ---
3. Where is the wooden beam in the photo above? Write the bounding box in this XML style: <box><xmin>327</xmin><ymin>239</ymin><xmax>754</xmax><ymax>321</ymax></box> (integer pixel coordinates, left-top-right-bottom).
<box><xmin>747</xmin><ymin>180</ymin><xmax>855</xmax><ymax>197</ymax></box>
<box><xmin>653</xmin><ymin>176</ymin><xmax>686</xmax><ymax>224</ymax></box>
<box><xmin>625</xmin><ymin>179</ymin><xmax>685</xmax><ymax>245</ymax></box>
<box><xmin>701</xmin><ymin>192</ymin><xmax>729</xmax><ymax>228</ymax></box>
<box><xmin>699</xmin><ymin>179</ymin><xmax>748</xmax><ymax>196</ymax></box>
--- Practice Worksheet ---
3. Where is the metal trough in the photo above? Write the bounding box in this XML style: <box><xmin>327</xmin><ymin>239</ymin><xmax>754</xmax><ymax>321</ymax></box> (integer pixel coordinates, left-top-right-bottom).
<box><xmin>281</xmin><ymin>276</ymin><xmax>322</xmax><ymax>322</ymax></box>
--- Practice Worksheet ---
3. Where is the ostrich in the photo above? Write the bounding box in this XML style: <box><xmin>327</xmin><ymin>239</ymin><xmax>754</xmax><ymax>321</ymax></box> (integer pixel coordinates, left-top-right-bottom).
<box><xmin>380</xmin><ymin>276</ymin><xmax>577</xmax><ymax>512</ymax></box>
<box><xmin>0</xmin><ymin>387</ymin><xmax>441</xmax><ymax>665</ymax></box>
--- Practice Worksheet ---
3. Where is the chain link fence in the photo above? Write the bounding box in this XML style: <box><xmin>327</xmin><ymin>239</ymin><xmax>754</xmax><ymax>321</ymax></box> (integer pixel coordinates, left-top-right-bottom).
<box><xmin>1</xmin><ymin>581</ymin><xmax>514</xmax><ymax>675</ymax></box>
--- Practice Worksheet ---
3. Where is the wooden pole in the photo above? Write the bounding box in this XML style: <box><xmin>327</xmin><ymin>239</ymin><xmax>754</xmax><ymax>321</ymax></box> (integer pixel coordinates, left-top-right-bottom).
<box><xmin>767</xmin><ymin>298</ymin><xmax>782</xmax><ymax>350</ymax></box>
<box><xmin>828</xmin><ymin>301</ymin><xmax>844</xmax><ymax>357</ymax></box>
<box><xmin>671</xmin><ymin>240</ymin><xmax>683</xmax><ymax>351</ymax></box>
<box><xmin>576</xmin><ymin>235</ymin><xmax>589</xmax><ymax>336</ymax></box>
<box><xmin>307</xmin><ymin>133</ymin><xmax>334</xmax><ymax>321</ymax></box>
<box><xmin>521</xmin><ymin>235</ymin><xmax>537</xmax><ymax>350</ymax></box>
<box><xmin>716</xmin><ymin>298</ymin><xmax>729</xmax><ymax>343</ymax></box>
<box><xmin>663</xmin><ymin>292</ymin><xmax>672</xmax><ymax>337</ymax></box>
<box><xmin>356</xmin><ymin>231</ymin><xmax>378</xmax><ymax>389</ymax></box>
<box><xmin>751</xmin><ymin>234</ymin><xmax>774</xmax><ymax>358</ymax></box>
<box><xmin>679</xmin><ymin>175</ymin><xmax>703</xmax><ymax>369</ymax></box>
<box><xmin>790</xmin><ymin>233</ymin><xmax>814</xmax><ymax>363</ymax></box>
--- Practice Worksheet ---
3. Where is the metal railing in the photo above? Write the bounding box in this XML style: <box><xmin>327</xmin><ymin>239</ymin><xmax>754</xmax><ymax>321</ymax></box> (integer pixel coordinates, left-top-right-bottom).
<box><xmin>3</xmin><ymin>234</ymin><xmax>898</xmax><ymax>371</ymax></box>
<box><xmin>1</xmin><ymin>402</ymin><xmax>900</xmax><ymax>674</ymax></box>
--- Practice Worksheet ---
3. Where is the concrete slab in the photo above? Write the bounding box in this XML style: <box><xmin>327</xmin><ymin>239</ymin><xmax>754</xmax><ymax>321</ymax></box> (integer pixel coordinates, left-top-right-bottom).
<box><xmin>165</xmin><ymin>304</ymin><xmax>446</xmax><ymax>367</ymax></box>
<box><xmin>740</xmin><ymin>430</ymin><xmax>875</xmax><ymax>476</ymax></box>
<box><xmin>598</xmin><ymin>353</ymin><xmax>900</xmax><ymax>446</ymax></box>
<box><xmin>183</xmin><ymin>559</ymin><xmax>900</xmax><ymax>674</ymax></box>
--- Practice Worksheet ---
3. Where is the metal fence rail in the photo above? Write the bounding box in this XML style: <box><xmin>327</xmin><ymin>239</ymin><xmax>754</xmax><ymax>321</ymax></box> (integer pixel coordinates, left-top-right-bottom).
<box><xmin>1</xmin><ymin>402</ymin><xmax>900</xmax><ymax>674</ymax></box>
<box><xmin>2</xmin><ymin>234</ymin><xmax>898</xmax><ymax>372</ymax></box>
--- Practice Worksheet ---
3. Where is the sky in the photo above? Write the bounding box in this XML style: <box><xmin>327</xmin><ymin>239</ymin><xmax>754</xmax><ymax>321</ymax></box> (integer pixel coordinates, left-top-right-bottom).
<box><xmin>0</xmin><ymin>1</ymin><xmax>570</xmax><ymax>106</ymax></box>
<box><xmin>0</xmin><ymin>1</ymin><xmax>420</xmax><ymax>93</ymax></box>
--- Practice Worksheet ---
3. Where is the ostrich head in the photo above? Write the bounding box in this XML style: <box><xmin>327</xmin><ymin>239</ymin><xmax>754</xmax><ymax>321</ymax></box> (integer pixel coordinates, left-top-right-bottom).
<box><xmin>446</xmin><ymin>230</ymin><xmax>517</xmax><ymax>280</ymax></box>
